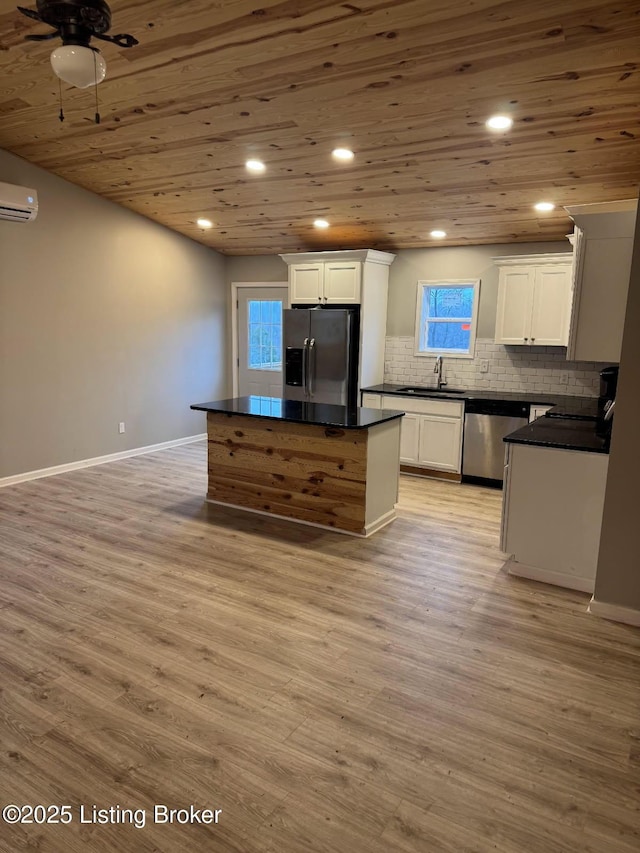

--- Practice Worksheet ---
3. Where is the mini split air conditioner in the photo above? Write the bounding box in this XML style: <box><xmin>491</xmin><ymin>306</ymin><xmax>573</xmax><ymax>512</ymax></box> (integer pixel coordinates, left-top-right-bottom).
<box><xmin>0</xmin><ymin>181</ymin><xmax>39</xmax><ymax>222</ymax></box>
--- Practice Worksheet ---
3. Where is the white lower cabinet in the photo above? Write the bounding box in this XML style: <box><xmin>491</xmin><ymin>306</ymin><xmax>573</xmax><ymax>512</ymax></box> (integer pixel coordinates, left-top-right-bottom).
<box><xmin>399</xmin><ymin>413</ymin><xmax>420</xmax><ymax>463</ymax></box>
<box><xmin>501</xmin><ymin>442</ymin><xmax>609</xmax><ymax>592</ymax></box>
<box><xmin>417</xmin><ymin>415</ymin><xmax>462</xmax><ymax>472</ymax></box>
<box><xmin>381</xmin><ymin>395</ymin><xmax>464</xmax><ymax>473</ymax></box>
<box><xmin>361</xmin><ymin>393</ymin><xmax>382</xmax><ymax>409</ymax></box>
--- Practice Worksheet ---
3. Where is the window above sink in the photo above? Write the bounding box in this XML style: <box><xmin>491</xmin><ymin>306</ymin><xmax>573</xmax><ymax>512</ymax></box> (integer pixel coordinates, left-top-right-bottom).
<box><xmin>414</xmin><ymin>279</ymin><xmax>480</xmax><ymax>358</ymax></box>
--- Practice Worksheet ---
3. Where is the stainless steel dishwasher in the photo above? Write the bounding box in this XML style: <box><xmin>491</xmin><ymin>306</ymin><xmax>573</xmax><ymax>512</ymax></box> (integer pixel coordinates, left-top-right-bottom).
<box><xmin>462</xmin><ymin>399</ymin><xmax>529</xmax><ymax>485</ymax></box>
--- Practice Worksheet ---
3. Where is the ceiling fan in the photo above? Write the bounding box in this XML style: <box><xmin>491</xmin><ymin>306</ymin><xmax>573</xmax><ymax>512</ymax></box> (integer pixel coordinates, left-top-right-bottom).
<box><xmin>17</xmin><ymin>0</ymin><xmax>138</xmax><ymax>89</ymax></box>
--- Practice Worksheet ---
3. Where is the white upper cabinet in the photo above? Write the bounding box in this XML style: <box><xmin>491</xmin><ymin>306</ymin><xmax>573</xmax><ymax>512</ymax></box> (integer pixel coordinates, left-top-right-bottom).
<box><xmin>495</xmin><ymin>267</ymin><xmax>535</xmax><ymax>344</ymax></box>
<box><xmin>323</xmin><ymin>261</ymin><xmax>361</xmax><ymax>304</ymax></box>
<box><xmin>494</xmin><ymin>255</ymin><xmax>573</xmax><ymax>346</ymax></box>
<box><xmin>289</xmin><ymin>263</ymin><xmax>325</xmax><ymax>303</ymax></box>
<box><xmin>288</xmin><ymin>261</ymin><xmax>361</xmax><ymax>304</ymax></box>
<box><xmin>565</xmin><ymin>200</ymin><xmax>637</xmax><ymax>363</ymax></box>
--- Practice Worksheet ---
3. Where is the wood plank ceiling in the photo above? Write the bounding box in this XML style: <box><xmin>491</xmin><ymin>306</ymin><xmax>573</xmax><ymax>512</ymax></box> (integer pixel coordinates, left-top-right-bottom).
<box><xmin>0</xmin><ymin>0</ymin><xmax>639</xmax><ymax>255</ymax></box>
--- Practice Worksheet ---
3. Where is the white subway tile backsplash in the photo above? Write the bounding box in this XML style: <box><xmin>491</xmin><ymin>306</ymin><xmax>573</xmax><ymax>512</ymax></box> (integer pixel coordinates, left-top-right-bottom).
<box><xmin>383</xmin><ymin>337</ymin><xmax>608</xmax><ymax>397</ymax></box>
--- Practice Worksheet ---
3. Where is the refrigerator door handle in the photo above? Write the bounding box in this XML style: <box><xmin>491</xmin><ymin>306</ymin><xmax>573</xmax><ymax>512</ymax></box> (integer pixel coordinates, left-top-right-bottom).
<box><xmin>302</xmin><ymin>338</ymin><xmax>310</xmax><ymax>395</ymax></box>
<box><xmin>308</xmin><ymin>338</ymin><xmax>316</xmax><ymax>396</ymax></box>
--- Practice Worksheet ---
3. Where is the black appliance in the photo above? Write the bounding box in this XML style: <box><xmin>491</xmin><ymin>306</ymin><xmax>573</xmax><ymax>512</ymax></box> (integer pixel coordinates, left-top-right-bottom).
<box><xmin>597</xmin><ymin>365</ymin><xmax>619</xmax><ymax>436</ymax></box>
<box><xmin>283</xmin><ymin>307</ymin><xmax>359</xmax><ymax>407</ymax></box>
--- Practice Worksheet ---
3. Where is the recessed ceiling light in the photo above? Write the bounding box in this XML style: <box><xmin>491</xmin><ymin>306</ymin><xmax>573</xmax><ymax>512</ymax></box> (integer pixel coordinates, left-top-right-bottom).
<box><xmin>197</xmin><ymin>218</ymin><xmax>213</xmax><ymax>229</ymax></box>
<box><xmin>486</xmin><ymin>115</ymin><xmax>513</xmax><ymax>131</ymax></box>
<box><xmin>314</xmin><ymin>219</ymin><xmax>330</xmax><ymax>229</ymax></box>
<box><xmin>430</xmin><ymin>229</ymin><xmax>447</xmax><ymax>238</ymax></box>
<box><xmin>332</xmin><ymin>147</ymin><xmax>355</xmax><ymax>162</ymax></box>
<box><xmin>534</xmin><ymin>201</ymin><xmax>555</xmax><ymax>212</ymax></box>
<box><xmin>246</xmin><ymin>159</ymin><xmax>266</xmax><ymax>173</ymax></box>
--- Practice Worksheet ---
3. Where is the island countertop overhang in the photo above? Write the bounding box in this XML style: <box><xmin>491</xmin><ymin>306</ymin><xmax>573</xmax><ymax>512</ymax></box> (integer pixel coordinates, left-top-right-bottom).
<box><xmin>191</xmin><ymin>397</ymin><xmax>404</xmax><ymax>430</ymax></box>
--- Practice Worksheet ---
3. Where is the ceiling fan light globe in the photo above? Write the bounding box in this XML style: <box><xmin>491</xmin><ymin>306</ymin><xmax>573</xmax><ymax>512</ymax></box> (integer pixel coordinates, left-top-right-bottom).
<box><xmin>50</xmin><ymin>45</ymin><xmax>107</xmax><ymax>89</ymax></box>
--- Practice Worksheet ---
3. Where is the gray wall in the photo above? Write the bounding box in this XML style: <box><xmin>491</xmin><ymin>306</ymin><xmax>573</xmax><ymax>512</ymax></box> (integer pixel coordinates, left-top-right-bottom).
<box><xmin>594</xmin><ymin>203</ymin><xmax>640</xmax><ymax>611</ymax></box>
<box><xmin>387</xmin><ymin>242</ymin><xmax>571</xmax><ymax>339</ymax></box>
<box><xmin>226</xmin><ymin>254</ymin><xmax>288</xmax><ymax>285</ymax></box>
<box><xmin>0</xmin><ymin>150</ymin><xmax>227</xmax><ymax>479</ymax></box>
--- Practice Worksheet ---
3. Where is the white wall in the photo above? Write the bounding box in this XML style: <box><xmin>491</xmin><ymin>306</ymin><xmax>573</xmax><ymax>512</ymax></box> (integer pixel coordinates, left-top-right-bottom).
<box><xmin>0</xmin><ymin>150</ymin><xmax>228</xmax><ymax>479</ymax></box>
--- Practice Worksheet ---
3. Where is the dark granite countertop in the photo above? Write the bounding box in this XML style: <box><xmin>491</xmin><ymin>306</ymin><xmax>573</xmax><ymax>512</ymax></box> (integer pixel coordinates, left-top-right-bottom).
<box><xmin>362</xmin><ymin>383</ymin><xmax>595</xmax><ymax>408</ymax></box>
<box><xmin>504</xmin><ymin>417</ymin><xmax>609</xmax><ymax>454</ymax></box>
<box><xmin>363</xmin><ymin>383</ymin><xmax>607</xmax><ymax>453</ymax></box>
<box><xmin>191</xmin><ymin>396</ymin><xmax>404</xmax><ymax>430</ymax></box>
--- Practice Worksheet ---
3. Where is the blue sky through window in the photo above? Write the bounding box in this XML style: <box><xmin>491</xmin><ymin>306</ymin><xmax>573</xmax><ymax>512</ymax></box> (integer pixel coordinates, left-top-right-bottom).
<box><xmin>248</xmin><ymin>300</ymin><xmax>283</xmax><ymax>370</ymax></box>
<box><xmin>417</xmin><ymin>281</ymin><xmax>479</xmax><ymax>356</ymax></box>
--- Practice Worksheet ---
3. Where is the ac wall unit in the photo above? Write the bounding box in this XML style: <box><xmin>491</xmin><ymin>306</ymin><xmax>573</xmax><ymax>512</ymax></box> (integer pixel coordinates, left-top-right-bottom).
<box><xmin>0</xmin><ymin>181</ymin><xmax>38</xmax><ymax>222</ymax></box>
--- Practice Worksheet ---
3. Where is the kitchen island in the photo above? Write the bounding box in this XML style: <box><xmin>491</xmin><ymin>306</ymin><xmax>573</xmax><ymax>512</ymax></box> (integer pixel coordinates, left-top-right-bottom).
<box><xmin>191</xmin><ymin>397</ymin><xmax>404</xmax><ymax>536</ymax></box>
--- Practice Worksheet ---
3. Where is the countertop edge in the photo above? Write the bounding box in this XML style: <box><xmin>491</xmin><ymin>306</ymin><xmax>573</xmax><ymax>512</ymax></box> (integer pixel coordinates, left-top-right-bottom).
<box><xmin>191</xmin><ymin>401</ymin><xmax>405</xmax><ymax>430</ymax></box>
<box><xmin>361</xmin><ymin>384</ymin><xmax>596</xmax><ymax>406</ymax></box>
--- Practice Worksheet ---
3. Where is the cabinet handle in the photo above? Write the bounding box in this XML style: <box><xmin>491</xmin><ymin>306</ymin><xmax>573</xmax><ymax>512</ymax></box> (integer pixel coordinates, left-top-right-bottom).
<box><xmin>318</xmin><ymin>296</ymin><xmax>322</xmax><ymax>302</ymax></box>
<box><xmin>524</xmin><ymin>337</ymin><xmax>529</xmax><ymax>341</ymax></box>
<box><xmin>531</xmin><ymin>337</ymin><xmax>535</xmax><ymax>342</ymax></box>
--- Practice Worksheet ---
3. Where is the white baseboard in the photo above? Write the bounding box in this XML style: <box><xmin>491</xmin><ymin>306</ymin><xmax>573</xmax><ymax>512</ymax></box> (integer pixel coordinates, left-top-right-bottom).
<box><xmin>505</xmin><ymin>558</ymin><xmax>595</xmax><ymax>594</ymax></box>
<box><xmin>588</xmin><ymin>597</ymin><xmax>640</xmax><ymax>627</ymax></box>
<box><xmin>0</xmin><ymin>434</ymin><xmax>206</xmax><ymax>489</ymax></box>
<box><xmin>363</xmin><ymin>509</ymin><xmax>397</xmax><ymax>537</ymax></box>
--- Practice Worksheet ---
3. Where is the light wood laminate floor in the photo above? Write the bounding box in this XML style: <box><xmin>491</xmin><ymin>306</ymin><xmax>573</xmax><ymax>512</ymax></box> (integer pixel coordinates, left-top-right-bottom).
<box><xmin>0</xmin><ymin>441</ymin><xmax>638</xmax><ymax>853</ymax></box>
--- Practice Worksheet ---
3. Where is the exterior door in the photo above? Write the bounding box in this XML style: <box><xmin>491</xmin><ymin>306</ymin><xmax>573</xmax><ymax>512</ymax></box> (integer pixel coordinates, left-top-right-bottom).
<box><xmin>237</xmin><ymin>287</ymin><xmax>287</xmax><ymax>397</ymax></box>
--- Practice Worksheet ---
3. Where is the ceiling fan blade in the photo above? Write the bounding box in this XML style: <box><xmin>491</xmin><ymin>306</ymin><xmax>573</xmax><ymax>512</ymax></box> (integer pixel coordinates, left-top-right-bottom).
<box><xmin>93</xmin><ymin>31</ymin><xmax>139</xmax><ymax>48</ymax></box>
<box><xmin>24</xmin><ymin>30</ymin><xmax>60</xmax><ymax>41</ymax></box>
<box><xmin>16</xmin><ymin>6</ymin><xmax>43</xmax><ymax>22</ymax></box>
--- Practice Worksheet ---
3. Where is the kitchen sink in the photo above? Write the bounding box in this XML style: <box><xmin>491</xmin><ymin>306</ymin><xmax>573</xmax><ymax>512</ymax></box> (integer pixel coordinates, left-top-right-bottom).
<box><xmin>397</xmin><ymin>386</ymin><xmax>465</xmax><ymax>395</ymax></box>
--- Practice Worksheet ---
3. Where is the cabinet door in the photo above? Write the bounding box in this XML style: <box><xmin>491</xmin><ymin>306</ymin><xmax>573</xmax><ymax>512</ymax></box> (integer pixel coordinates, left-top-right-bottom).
<box><xmin>399</xmin><ymin>413</ymin><xmax>420</xmax><ymax>463</ymax></box>
<box><xmin>495</xmin><ymin>267</ymin><xmax>535</xmax><ymax>344</ymax></box>
<box><xmin>417</xmin><ymin>415</ymin><xmax>463</xmax><ymax>472</ymax></box>
<box><xmin>289</xmin><ymin>264</ymin><xmax>324</xmax><ymax>304</ymax></box>
<box><xmin>323</xmin><ymin>261</ymin><xmax>361</xmax><ymax>304</ymax></box>
<box><xmin>361</xmin><ymin>393</ymin><xmax>381</xmax><ymax>408</ymax></box>
<box><xmin>530</xmin><ymin>265</ymin><xmax>571</xmax><ymax>345</ymax></box>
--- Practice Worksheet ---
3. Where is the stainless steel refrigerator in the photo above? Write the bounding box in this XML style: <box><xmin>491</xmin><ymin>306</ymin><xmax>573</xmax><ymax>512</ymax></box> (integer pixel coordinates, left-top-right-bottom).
<box><xmin>283</xmin><ymin>307</ymin><xmax>359</xmax><ymax>407</ymax></box>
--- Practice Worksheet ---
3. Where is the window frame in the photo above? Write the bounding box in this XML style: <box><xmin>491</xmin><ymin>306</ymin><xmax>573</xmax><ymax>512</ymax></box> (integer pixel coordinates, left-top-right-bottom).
<box><xmin>414</xmin><ymin>279</ymin><xmax>481</xmax><ymax>359</ymax></box>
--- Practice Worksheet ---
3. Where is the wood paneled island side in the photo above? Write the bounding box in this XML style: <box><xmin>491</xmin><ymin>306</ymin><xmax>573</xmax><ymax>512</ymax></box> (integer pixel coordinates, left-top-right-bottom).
<box><xmin>191</xmin><ymin>397</ymin><xmax>404</xmax><ymax>536</ymax></box>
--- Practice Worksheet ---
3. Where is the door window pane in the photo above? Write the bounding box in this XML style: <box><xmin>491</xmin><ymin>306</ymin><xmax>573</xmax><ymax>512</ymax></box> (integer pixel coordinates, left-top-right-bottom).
<box><xmin>248</xmin><ymin>300</ymin><xmax>283</xmax><ymax>371</ymax></box>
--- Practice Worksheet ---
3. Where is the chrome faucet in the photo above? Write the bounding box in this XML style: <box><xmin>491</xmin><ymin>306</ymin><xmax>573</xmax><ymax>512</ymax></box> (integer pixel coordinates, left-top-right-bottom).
<box><xmin>434</xmin><ymin>355</ymin><xmax>446</xmax><ymax>390</ymax></box>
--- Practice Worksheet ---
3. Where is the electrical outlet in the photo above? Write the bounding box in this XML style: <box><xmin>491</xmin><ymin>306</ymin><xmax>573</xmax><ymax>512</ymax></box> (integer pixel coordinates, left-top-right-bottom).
<box><xmin>560</xmin><ymin>372</ymin><xmax>569</xmax><ymax>385</ymax></box>
<box><xmin>118</xmin><ymin>422</ymin><xmax>126</xmax><ymax>434</ymax></box>
<box><xmin>480</xmin><ymin>359</ymin><xmax>489</xmax><ymax>374</ymax></box>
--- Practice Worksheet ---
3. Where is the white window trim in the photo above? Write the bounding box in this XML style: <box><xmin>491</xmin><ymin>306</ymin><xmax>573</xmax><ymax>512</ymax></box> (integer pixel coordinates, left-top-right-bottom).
<box><xmin>414</xmin><ymin>279</ymin><xmax>481</xmax><ymax>359</ymax></box>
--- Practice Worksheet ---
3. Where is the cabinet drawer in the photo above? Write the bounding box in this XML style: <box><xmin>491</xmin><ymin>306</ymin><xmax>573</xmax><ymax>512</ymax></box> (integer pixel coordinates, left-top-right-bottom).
<box><xmin>361</xmin><ymin>393</ymin><xmax>381</xmax><ymax>409</ymax></box>
<box><xmin>382</xmin><ymin>395</ymin><xmax>463</xmax><ymax>418</ymax></box>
